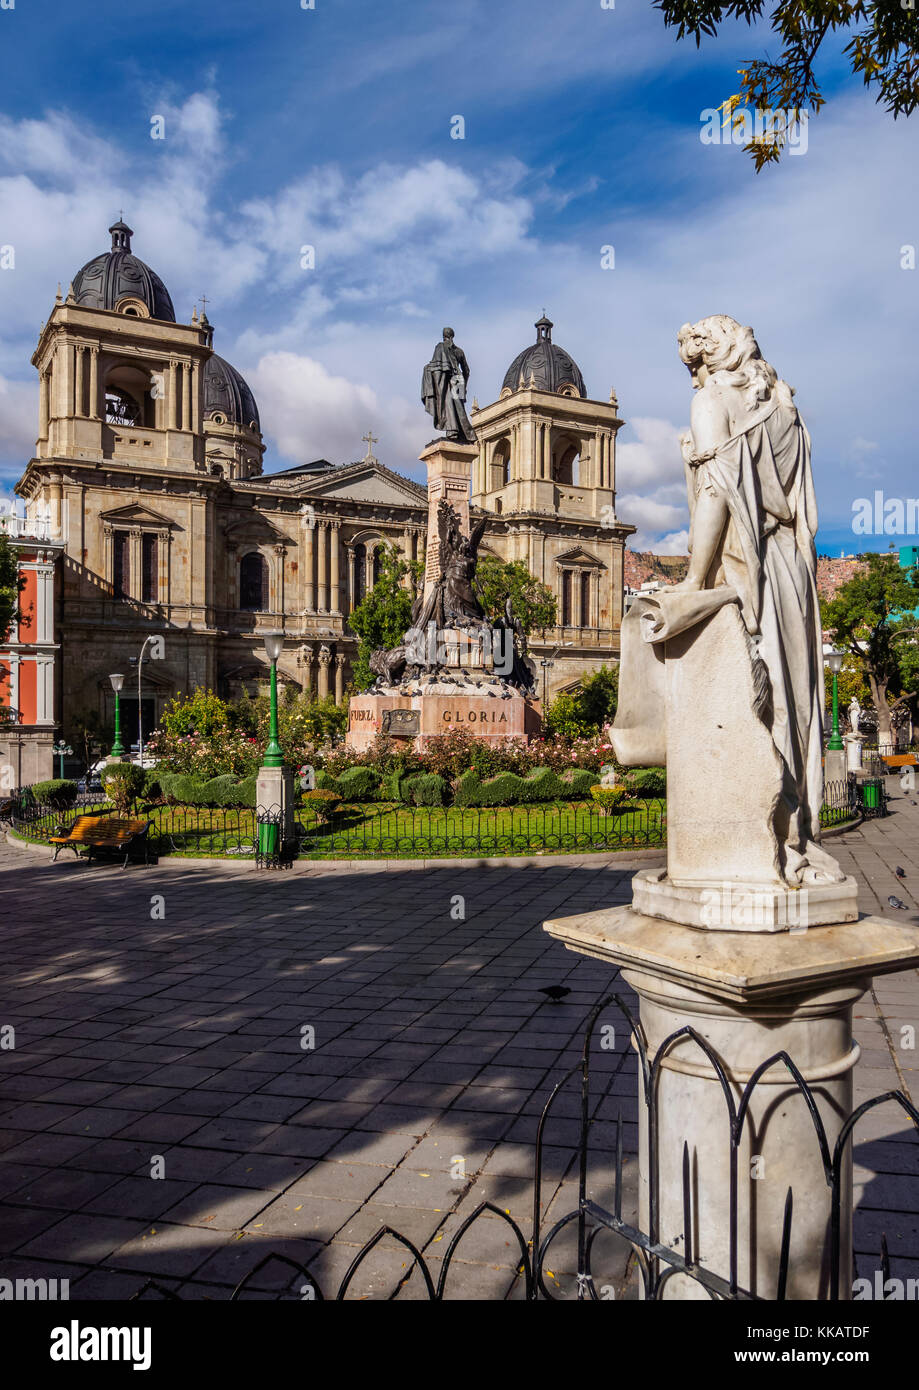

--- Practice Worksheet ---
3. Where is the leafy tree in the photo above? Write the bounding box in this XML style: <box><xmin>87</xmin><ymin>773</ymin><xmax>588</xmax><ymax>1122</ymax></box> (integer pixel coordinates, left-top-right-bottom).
<box><xmin>347</xmin><ymin>543</ymin><xmax>422</xmax><ymax>691</ymax></box>
<box><xmin>655</xmin><ymin>1</ymin><xmax>919</xmax><ymax>167</ymax></box>
<box><xmin>578</xmin><ymin>664</ymin><xmax>619</xmax><ymax>730</ymax></box>
<box><xmin>0</xmin><ymin>531</ymin><xmax>21</xmax><ymax>644</ymax></box>
<box><xmin>545</xmin><ymin>664</ymin><xmax>620</xmax><ymax>740</ymax></box>
<box><xmin>475</xmin><ymin>556</ymin><xmax>557</xmax><ymax>634</ymax></box>
<box><xmin>821</xmin><ymin>552</ymin><xmax>919</xmax><ymax>744</ymax></box>
<box><xmin>160</xmin><ymin>689</ymin><xmax>231</xmax><ymax>737</ymax></box>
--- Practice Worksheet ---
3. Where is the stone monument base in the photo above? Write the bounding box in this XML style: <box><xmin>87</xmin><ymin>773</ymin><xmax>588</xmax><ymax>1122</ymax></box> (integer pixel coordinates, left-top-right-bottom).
<box><xmin>348</xmin><ymin>685</ymin><xmax>542</xmax><ymax>752</ymax></box>
<box><xmin>631</xmin><ymin>866</ymin><xmax>860</xmax><ymax>933</ymax></box>
<box><xmin>543</xmin><ymin>901</ymin><xmax>919</xmax><ymax>1300</ymax></box>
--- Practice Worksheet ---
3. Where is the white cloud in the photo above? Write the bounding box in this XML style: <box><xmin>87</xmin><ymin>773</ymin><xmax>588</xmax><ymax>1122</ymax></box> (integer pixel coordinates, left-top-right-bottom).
<box><xmin>249</xmin><ymin>352</ymin><xmax>421</xmax><ymax>471</ymax></box>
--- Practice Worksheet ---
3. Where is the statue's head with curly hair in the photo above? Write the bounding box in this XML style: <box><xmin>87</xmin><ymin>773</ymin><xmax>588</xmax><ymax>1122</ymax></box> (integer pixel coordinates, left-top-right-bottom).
<box><xmin>677</xmin><ymin>315</ymin><xmax>786</xmax><ymax>412</ymax></box>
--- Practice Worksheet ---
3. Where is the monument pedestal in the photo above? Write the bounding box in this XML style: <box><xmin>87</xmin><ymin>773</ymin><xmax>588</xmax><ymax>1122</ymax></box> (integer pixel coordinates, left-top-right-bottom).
<box><xmin>348</xmin><ymin>687</ymin><xmax>541</xmax><ymax>752</ymax></box>
<box><xmin>544</xmin><ymin>903</ymin><xmax>919</xmax><ymax>1299</ymax></box>
<box><xmin>256</xmin><ymin>765</ymin><xmax>295</xmax><ymax>852</ymax></box>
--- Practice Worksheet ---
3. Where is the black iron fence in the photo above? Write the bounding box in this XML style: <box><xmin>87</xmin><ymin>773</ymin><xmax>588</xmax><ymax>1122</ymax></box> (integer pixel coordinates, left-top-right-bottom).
<box><xmin>3</xmin><ymin>777</ymin><xmax>878</xmax><ymax>860</ymax></box>
<box><xmin>125</xmin><ymin>990</ymin><xmax>918</xmax><ymax>1301</ymax></box>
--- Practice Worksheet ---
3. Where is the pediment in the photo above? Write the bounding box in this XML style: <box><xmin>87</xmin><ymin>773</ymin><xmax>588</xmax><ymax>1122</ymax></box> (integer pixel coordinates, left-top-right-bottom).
<box><xmin>268</xmin><ymin>461</ymin><xmax>427</xmax><ymax>508</ymax></box>
<box><xmin>556</xmin><ymin>547</ymin><xmax>606</xmax><ymax>568</ymax></box>
<box><xmin>223</xmin><ymin>514</ymin><xmax>295</xmax><ymax>546</ymax></box>
<box><xmin>99</xmin><ymin>503</ymin><xmax>178</xmax><ymax>529</ymax></box>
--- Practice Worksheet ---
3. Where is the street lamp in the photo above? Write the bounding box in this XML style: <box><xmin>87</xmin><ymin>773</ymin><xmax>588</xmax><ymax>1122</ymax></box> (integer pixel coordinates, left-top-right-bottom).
<box><xmin>52</xmin><ymin>741</ymin><xmax>73</xmax><ymax>778</ymax></box>
<box><xmin>827</xmin><ymin>650</ymin><xmax>844</xmax><ymax>752</ymax></box>
<box><xmin>129</xmin><ymin>635</ymin><xmax>159</xmax><ymax>766</ymax></box>
<box><xmin>539</xmin><ymin>643</ymin><xmax>573</xmax><ymax>706</ymax></box>
<box><xmin>262</xmin><ymin>632</ymin><xmax>285</xmax><ymax>768</ymax></box>
<box><xmin>109</xmin><ymin>673</ymin><xmax>126</xmax><ymax>758</ymax></box>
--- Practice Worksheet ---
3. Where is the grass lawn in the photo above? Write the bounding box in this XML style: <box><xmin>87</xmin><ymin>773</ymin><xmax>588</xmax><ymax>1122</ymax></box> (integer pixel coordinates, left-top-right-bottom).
<box><xmin>138</xmin><ymin>797</ymin><xmax>668</xmax><ymax>859</ymax></box>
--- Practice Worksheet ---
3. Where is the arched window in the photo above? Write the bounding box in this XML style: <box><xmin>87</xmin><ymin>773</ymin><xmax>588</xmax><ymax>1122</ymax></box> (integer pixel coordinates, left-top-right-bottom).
<box><xmin>372</xmin><ymin>545</ymin><xmax>383</xmax><ymax>587</ymax></box>
<box><xmin>239</xmin><ymin>552</ymin><xmax>268</xmax><ymax>611</ymax></box>
<box><xmin>490</xmin><ymin>440</ymin><xmax>510</xmax><ymax>491</ymax></box>
<box><xmin>554</xmin><ymin>443</ymin><xmax>580</xmax><ymax>487</ymax></box>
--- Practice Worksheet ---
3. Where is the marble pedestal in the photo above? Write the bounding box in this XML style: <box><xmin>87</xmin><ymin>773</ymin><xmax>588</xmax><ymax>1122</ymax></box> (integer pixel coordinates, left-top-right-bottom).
<box><xmin>544</xmin><ymin>904</ymin><xmax>919</xmax><ymax>1299</ymax></box>
<box><xmin>256</xmin><ymin>765</ymin><xmax>295</xmax><ymax>847</ymax></box>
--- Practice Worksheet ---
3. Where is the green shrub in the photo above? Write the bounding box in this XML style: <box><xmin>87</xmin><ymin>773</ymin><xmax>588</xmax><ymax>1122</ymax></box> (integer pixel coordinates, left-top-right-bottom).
<box><xmin>169</xmin><ymin>774</ymin><xmax>203</xmax><ymax>806</ymax></box>
<box><xmin>302</xmin><ymin>788</ymin><xmax>342</xmax><ymax>823</ymax></box>
<box><xmin>561</xmin><ymin>768</ymin><xmax>599</xmax><ymax>797</ymax></box>
<box><xmin>453</xmin><ymin>769</ymin><xmax>526</xmax><ymax>807</ymax></box>
<box><xmin>314</xmin><ymin>770</ymin><xmax>340</xmax><ymax>792</ymax></box>
<box><xmin>200</xmin><ymin>774</ymin><xmax>239</xmax><ymax>806</ymax></box>
<box><xmin>624</xmin><ymin>766</ymin><xmax>666</xmax><ymax>798</ymax></box>
<box><xmin>235</xmin><ymin>774</ymin><xmax>258</xmax><ymax>808</ymax></box>
<box><xmin>142</xmin><ymin>769</ymin><xmax>163</xmax><ymax>799</ymax></box>
<box><xmin>520</xmin><ymin>767</ymin><xmax>564</xmax><ymax>802</ymax></box>
<box><xmin>32</xmin><ymin>779</ymin><xmax>78</xmax><ymax>809</ymax></box>
<box><xmin>379</xmin><ymin>769</ymin><xmax>405</xmax><ymax>802</ymax></box>
<box><xmin>590</xmin><ymin>784</ymin><xmax>628</xmax><ymax>814</ymax></box>
<box><xmin>101</xmin><ymin>762</ymin><xmax>146</xmax><ymax>814</ymax></box>
<box><xmin>336</xmin><ymin>765</ymin><xmax>380</xmax><ymax>802</ymax></box>
<box><xmin>401</xmin><ymin>772</ymin><xmax>446</xmax><ymax>806</ymax></box>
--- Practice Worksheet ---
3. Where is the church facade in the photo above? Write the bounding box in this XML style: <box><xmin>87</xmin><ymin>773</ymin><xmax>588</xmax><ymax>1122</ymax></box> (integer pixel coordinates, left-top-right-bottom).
<box><xmin>2</xmin><ymin>221</ymin><xmax>634</xmax><ymax>776</ymax></box>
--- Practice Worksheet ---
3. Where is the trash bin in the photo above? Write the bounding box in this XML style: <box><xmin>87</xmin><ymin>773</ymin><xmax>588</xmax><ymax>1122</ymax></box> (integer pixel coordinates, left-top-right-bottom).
<box><xmin>860</xmin><ymin>779</ymin><xmax>881</xmax><ymax>811</ymax></box>
<box><xmin>257</xmin><ymin>819</ymin><xmax>279</xmax><ymax>857</ymax></box>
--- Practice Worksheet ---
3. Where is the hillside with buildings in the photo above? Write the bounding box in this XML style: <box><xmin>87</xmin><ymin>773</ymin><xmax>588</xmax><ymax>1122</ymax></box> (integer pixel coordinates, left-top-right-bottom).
<box><xmin>626</xmin><ymin>549</ymin><xmax>869</xmax><ymax>601</ymax></box>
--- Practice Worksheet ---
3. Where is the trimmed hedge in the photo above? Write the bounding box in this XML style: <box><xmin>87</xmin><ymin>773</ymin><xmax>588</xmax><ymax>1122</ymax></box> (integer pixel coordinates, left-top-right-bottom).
<box><xmin>31</xmin><ymin>778</ymin><xmax>78</xmax><ymax>809</ymax></box>
<box><xmin>400</xmin><ymin>772</ymin><xmax>446</xmax><ymax>807</ymax></box>
<box><xmin>101</xmin><ymin>762</ymin><xmax>146</xmax><ymax>813</ymax></box>
<box><xmin>155</xmin><ymin>771</ymin><xmax>256</xmax><ymax>808</ymax></box>
<box><xmin>336</xmin><ymin>765</ymin><xmax>380</xmax><ymax>802</ymax></box>
<box><xmin>624</xmin><ymin>766</ymin><xmax>666</xmax><ymax>798</ymax></box>
<box><xmin>314</xmin><ymin>770</ymin><xmax>340</xmax><ymax>792</ymax></box>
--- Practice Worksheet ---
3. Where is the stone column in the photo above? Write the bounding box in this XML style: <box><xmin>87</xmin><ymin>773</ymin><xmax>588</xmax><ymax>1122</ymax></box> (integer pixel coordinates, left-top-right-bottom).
<box><xmin>418</xmin><ymin>438</ymin><xmax>479</xmax><ymax>599</ymax></box>
<box><xmin>38</xmin><ymin>371</ymin><xmax>50</xmax><ymax>441</ymax></box>
<box><xmin>89</xmin><ymin>348</ymin><xmax>99</xmax><ymax>419</ymax></box>
<box><xmin>167</xmin><ymin>360</ymin><xmax>177</xmax><ymax>429</ymax></box>
<box><xmin>299</xmin><ymin>645</ymin><xmax>315</xmax><ymax>697</ymax></box>
<box><xmin>182</xmin><ymin>363</ymin><xmax>191</xmax><ymax>431</ymax></box>
<box><xmin>304</xmin><ymin>522</ymin><xmax>315</xmax><ymax>612</ymax></box>
<box><xmin>347</xmin><ymin>545</ymin><xmax>356</xmax><ymax>614</ymax></box>
<box><xmin>317</xmin><ymin>645</ymin><xmax>331</xmax><ymax>698</ymax></box>
<box><xmin>129</xmin><ymin>528</ymin><xmax>142</xmax><ymax>599</ymax></box>
<box><xmin>74</xmin><ymin>347</ymin><xmax>85</xmax><ymax>417</ymax></box>
<box><xmin>274</xmin><ymin>545</ymin><xmax>286</xmax><ymax>616</ymax></box>
<box><xmin>334</xmin><ymin>653</ymin><xmax>345</xmax><ymax>703</ymax></box>
<box><xmin>330</xmin><ymin>522</ymin><xmax>341</xmax><ymax>613</ymax></box>
<box><xmin>844</xmin><ymin>731</ymin><xmax>864</xmax><ymax>774</ymax></box>
<box><xmin>317</xmin><ymin>521</ymin><xmax>328</xmax><ymax>613</ymax></box>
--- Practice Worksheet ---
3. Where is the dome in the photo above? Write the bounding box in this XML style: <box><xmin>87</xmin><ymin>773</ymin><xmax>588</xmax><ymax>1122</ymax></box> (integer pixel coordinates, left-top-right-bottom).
<box><xmin>502</xmin><ymin>315</ymin><xmax>587</xmax><ymax>398</ymax></box>
<box><xmin>204</xmin><ymin>350</ymin><xmax>260</xmax><ymax>433</ymax></box>
<box><xmin>71</xmin><ymin>220</ymin><xmax>176</xmax><ymax>322</ymax></box>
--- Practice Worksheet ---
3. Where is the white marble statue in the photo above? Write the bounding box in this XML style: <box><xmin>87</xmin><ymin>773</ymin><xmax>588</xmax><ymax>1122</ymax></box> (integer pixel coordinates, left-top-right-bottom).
<box><xmin>613</xmin><ymin>315</ymin><xmax>843</xmax><ymax>890</ymax></box>
<box><xmin>848</xmin><ymin>696</ymin><xmax>862</xmax><ymax>732</ymax></box>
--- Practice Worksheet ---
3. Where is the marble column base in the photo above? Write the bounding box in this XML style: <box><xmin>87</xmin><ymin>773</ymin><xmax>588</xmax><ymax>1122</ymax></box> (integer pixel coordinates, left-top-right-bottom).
<box><xmin>543</xmin><ymin>903</ymin><xmax>919</xmax><ymax>1300</ymax></box>
<box><xmin>632</xmin><ymin>866</ymin><xmax>860</xmax><ymax>932</ymax></box>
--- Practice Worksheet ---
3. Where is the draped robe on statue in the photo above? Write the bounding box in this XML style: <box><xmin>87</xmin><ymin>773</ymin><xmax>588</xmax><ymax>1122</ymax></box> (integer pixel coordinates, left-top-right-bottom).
<box><xmin>613</xmin><ymin>384</ymin><xmax>841</xmax><ymax>885</ymax></box>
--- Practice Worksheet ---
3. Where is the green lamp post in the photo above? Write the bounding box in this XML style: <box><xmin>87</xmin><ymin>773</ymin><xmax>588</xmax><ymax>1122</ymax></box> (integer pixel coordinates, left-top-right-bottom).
<box><xmin>827</xmin><ymin>650</ymin><xmax>844</xmax><ymax>753</ymax></box>
<box><xmin>52</xmin><ymin>741</ymin><xmax>73</xmax><ymax>778</ymax></box>
<box><xmin>262</xmin><ymin>632</ymin><xmax>285</xmax><ymax>768</ymax></box>
<box><xmin>109</xmin><ymin>672</ymin><xmax>126</xmax><ymax>758</ymax></box>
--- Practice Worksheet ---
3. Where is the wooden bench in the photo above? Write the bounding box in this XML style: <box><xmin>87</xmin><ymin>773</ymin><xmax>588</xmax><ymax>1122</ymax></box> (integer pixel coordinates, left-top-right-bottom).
<box><xmin>881</xmin><ymin>753</ymin><xmax>918</xmax><ymax>770</ymax></box>
<box><xmin>50</xmin><ymin>815</ymin><xmax>153</xmax><ymax>868</ymax></box>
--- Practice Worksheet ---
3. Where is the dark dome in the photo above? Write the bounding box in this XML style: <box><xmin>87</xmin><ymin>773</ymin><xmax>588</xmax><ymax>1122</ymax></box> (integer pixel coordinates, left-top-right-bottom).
<box><xmin>204</xmin><ymin>351</ymin><xmax>260</xmax><ymax>433</ymax></box>
<box><xmin>71</xmin><ymin>220</ymin><xmax>175</xmax><ymax>322</ymax></box>
<box><xmin>502</xmin><ymin>315</ymin><xmax>587</xmax><ymax>398</ymax></box>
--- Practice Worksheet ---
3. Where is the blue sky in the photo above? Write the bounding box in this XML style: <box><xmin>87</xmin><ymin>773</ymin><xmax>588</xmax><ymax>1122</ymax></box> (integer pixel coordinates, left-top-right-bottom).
<box><xmin>0</xmin><ymin>0</ymin><xmax>916</xmax><ymax>555</ymax></box>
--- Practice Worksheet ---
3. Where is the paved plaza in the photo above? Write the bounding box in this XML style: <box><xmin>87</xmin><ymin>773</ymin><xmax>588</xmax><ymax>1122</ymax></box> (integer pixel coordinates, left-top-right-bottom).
<box><xmin>1</xmin><ymin>793</ymin><xmax>918</xmax><ymax>1300</ymax></box>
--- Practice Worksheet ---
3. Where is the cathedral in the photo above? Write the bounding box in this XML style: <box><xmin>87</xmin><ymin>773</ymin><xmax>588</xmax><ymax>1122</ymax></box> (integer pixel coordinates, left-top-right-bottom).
<box><xmin>1</xmin><ymin>219</ymin><xmax>634</xmax><ymax>783</ymax></box>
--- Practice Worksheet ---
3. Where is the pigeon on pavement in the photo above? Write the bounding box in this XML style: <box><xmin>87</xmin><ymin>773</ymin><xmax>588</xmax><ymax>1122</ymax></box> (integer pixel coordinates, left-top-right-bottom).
<box><xmin>888</xmin><ymin>896</ymin><xmax>908</xmax><ymax>911</ymax></box>
<box><xmin>539</xmin><ymin>985</ymin><xmax>572</xmax><ymax>1003</ymax></box>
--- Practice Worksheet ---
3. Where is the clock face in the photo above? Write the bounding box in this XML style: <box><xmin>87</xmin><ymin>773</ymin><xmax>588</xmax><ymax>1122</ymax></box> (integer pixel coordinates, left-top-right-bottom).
<box><xmin>105</xmin><ymin>389</ymin><xmax>141</xmax><ymax>426</ymax></box>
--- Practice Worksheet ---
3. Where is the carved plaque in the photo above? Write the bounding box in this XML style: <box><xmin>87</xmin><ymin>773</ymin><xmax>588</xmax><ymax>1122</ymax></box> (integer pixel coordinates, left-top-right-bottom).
<box><xmin>381</xmin><ymin>708</ymin><xmax>420</xmax><ymax>737</ymax></box>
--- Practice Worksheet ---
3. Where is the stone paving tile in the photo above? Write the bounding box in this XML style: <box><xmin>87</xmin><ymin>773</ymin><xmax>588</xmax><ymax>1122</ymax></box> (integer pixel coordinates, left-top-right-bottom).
<box><xmin>2</xmin><ymin>816</ymin><xmax>919</xmax><ymax>1302</ymax></box>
